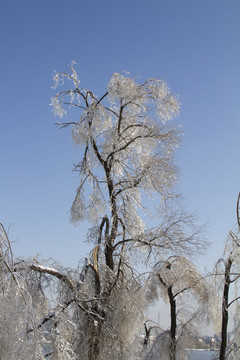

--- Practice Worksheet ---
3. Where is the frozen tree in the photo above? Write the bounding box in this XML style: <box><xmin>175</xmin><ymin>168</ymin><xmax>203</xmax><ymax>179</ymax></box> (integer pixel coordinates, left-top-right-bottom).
<box><xmin>49</xmin><ymin>63</ymin><xmax>184</xmax><ymax>359</ymax></box>
<box><xmin>51</xmin><ymin>62</ymin><xmax>206</xmax><ymax>263</ymax></box>
<box><xmin>146</xmin><ymin>256</ymin><xmax>208</xmax><ymax>360</ymax></box>
<box><xmin>212</xmin><ymin>193</ymin><xmax>240</xmax><ymax>360</ymax></box>
<box><xmin>51</xmin><ymin>63</ymin><xmax>183</xmax><ymax>265</ymax></box>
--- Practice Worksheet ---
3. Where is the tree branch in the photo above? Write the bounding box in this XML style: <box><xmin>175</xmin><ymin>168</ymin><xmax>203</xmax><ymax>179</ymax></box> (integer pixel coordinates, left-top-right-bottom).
<box><xmin>28</xmin><ymin>263</ymin><xmax>75</xmax><ymax>290</ymax></box>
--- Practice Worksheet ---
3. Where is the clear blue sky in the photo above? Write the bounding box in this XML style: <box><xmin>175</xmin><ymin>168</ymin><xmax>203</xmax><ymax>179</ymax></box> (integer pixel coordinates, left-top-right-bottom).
<box><xmin>1</xmin><ymin>0</ymin><xmax>239</xmax><ymax>270</ymax></box>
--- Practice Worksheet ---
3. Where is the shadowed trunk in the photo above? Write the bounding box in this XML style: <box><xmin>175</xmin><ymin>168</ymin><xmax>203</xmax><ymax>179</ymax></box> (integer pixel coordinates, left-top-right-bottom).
<box><xmin>158</xmin><ymin>271</ymin><xmax>177</xmax><ymax>360</ymax></box>
<box><xmin>87</xmin><ymin>317</ymin><xmax>103</xmax><ymax>360</ymax></box>
<box><xmin>168</xmin><ymin>285</ymin><xmax>177</xmax><ymax>360</ymax></box>
<box><xmin>105</xmin><ymin>165</ymin><xmax>118</xmax><ymax>271</ymax></box>
<box><xmin>219</xmin><ymin>258</ymin><xmax>232</xmax><ymax>360</ymax></box>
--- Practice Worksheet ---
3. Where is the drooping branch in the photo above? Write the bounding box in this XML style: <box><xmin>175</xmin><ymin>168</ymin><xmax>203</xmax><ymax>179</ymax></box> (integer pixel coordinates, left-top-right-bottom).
<box><xmin>15</xmin><ymin>263</ymin><xmax>76</xmax><ymax>291</ymax></box>
<box><xmin>227</xmin><ymin>295</ymin><xmax>240</xmax><ymax>309</ymax></box>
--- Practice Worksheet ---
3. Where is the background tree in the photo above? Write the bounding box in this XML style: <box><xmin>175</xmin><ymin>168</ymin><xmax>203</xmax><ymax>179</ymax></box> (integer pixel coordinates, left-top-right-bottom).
<box><xmin>213</xmin><ymin>193</ymin><xmax>240</xmax><ymax>360</ymax></box>
<box><xmin>146</xmin><ymin>256</ymin><xmax>208</xmax><ymax>360</ymax></box>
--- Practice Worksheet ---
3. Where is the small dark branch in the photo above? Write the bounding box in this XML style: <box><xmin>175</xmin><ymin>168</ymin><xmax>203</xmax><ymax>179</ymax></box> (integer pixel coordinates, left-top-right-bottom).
<box><xmin>173</xmin><ymin>286</ymin><xmax>191</xmax><ymax>299</ymax></box>
<box><xmin>230</xmin><ymin>273</ymin><xmax>240</xmax><ymax>283</ymax></box>
<box><xmin>107</xmin><ymin>133</ymin><xmax>155</xmax><ymax>161</ymax></box>
<box><xmin>86</xmin><ymin>90</ymin><xmax>97</xmax><ymax>103</ymax></box>
<box><xmin>227</xmin><ymin>296</ymin><xmax>240</xmax><ymax>308</ymax></box>
<box><xmin>76</xmin><ymin>143</ymin><xmax>89</xmax><ymax>174</ymax></box>
<box><xmin>44</xmin><ymin>352</ymin><xmax>53</xmax><ymax>358</ymax></box>
<box><xmin>54</xmin><ymin>89</ymin><xmax>71</xmax><ymax>98</ymax></box>
<box><xmin>113</xmin><ymin>237</ymin><xmax>134</xmax><ymax>249</ymax></box>
<box><xmin>114</xmin><ymin>236</ymin><xmax>169</xmax><ymax>250</ymax></box>
<box><xmin>27</xmin><ymin>298</ymin><xmax>75</xmax><ymax>334</ymax></box>
<box><xmin>103</xmin><ymin>106</ymin><xmax>118</xmax><ymax>117</ymax></box>
<box><xmin>96</xmin><ymin>91</ymin><xmax>108</xmax><ymax>105</ymax></box>
<box><xmin>117</xmin><ymin>100</ymin><xmax>124</xmax><ymax>136</ymax></box>
<box><xmin>62</xmin><ymin>102</ymin><xmax>86</xmax><ymax>110</ymax></box>
<box><xmin>120</xmin><ymin>123</ymin><xmax>149</xmax><ymax>137</ymax></box>
<box><xmin>74</xmin><ymin>88</ymin><xmax>89</xmax><ymax>106</ymax></box>
<box><xmin>144</xmin><ymin>322</ymin><xmax>152</xmax><ymax>348</ymax></box>
<box><xmin>119</xmin><ymin>260</ymin><xmax>140</xmax><ymax>285</ymax></box>
<box><xmin>229</xmin><ymin>231</ymin><xmax>240</xmax><ymax>250</ymax></box>
<box><xmin>157</xmin><ymin>273</ymin><xmax>167</xmax><ymax>289</ymax></box>
<box><xmin>77</xmin><ymin>303</ymin><xmax>104</xmax><ymax>321</ymax></box>
<box><xmin>115</xmin><ymin>170</ymin><xmax>147</xmax><ymax>197</ymax></box>
<box><xmin>177</xmin><ymin>311</ymin><xmax>199</xmax><ymax>341</ymax></box>
<box><xmin>27</xmin><ymin>313</ymin><xmax>55</xmax><ymax>334</ymax></box>
<box><xmin>237</xmin><ymin>192</ymin><xmax>240</xmax><ymax>230</ymax></box>
<box><xmin>55</xmin><ymin>121</ymin><xmax>79</xmax><ymax>129</ymax></box>
<box><xmin>98</xmin><ymin>216</ymin><xmax>109</xmax><ymax>245</ymax></box>
<box><xmin>80</xmin><ymin>297</ymin><xmax>102</xmax><ymax>303</ymax></box>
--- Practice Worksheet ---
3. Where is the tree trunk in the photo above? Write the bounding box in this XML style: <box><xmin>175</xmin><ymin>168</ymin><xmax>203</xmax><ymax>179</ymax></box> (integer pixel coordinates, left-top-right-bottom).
<box><xmin>219</xmin><ymin>258</ymin><xmax>232</xmax><ymax>360</ymax></box>
<box><xmin>87</xmin><ymin>318</ymin><xmax>102</xmax><ymax>360</ymax></box>
<box><xmin>105</xmin><ymin>243</ymin><xmax>114</xmax><ymax>270</ymax></box>
<box><xmin>104</xmin><ymin>165</ymin><xmax>118</xmax><ymax>270</ymax></box>
<box><xmin>168</xmin><ymin>286</ymin><xmax>177</xmax><ymax>360</ymax></box>
<box><xmin>157</xmin><ymin>272</ymin><xmax>177</xmax><ymax>360</ymax></box>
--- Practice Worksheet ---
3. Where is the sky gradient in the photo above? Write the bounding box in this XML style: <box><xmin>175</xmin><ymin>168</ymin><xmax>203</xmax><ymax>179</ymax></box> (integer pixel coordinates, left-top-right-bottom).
<box><xmin>1</xmin><ymin>0</ymin><xmax>239</xmax><ymax>271</ymax></box>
